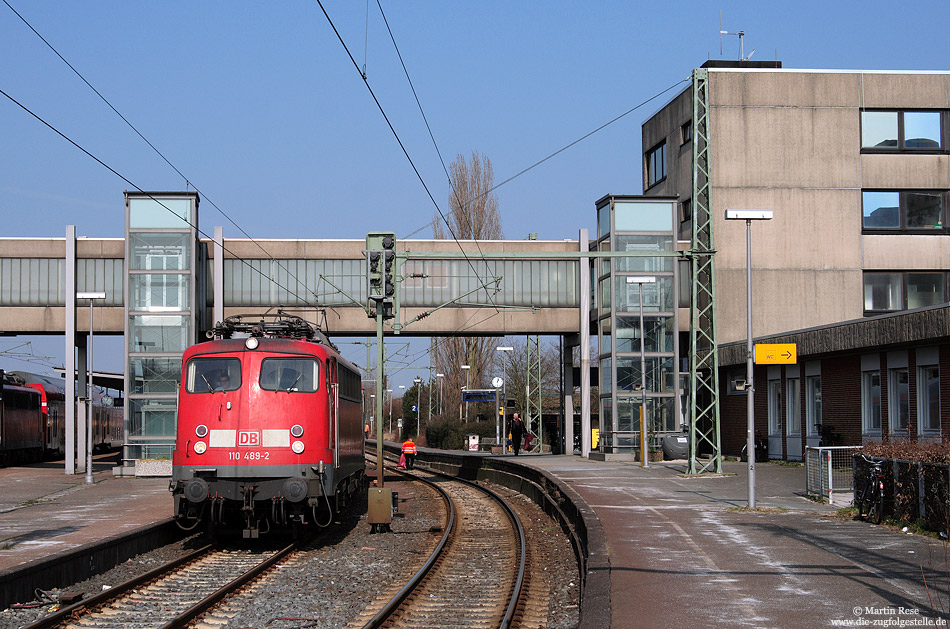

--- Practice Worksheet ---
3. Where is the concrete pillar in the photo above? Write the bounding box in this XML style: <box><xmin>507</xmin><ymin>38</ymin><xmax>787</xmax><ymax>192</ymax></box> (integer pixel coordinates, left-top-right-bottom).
<box><xmin>579</xmin><ymin>228</ymin><xmax>591</xmax><ymax>458</ymax></box>
<box><xmin>76</xmin><ymin>337</ymin><xmax>87</xmax><ymax>474</ymax></box>
<box><xmin>563</xmin><ymin>333</ymin><xmax>578</xmax><ymax>455</ymax></box>
<box><xmin>65</xmin><ymin>226</ymin><xmax>77</xmax><ymax>475</ymax></box>
<box><xmin>213</xmin><ymin>226</ymin><xmax>224</xmax><ymax>326</ymax></box>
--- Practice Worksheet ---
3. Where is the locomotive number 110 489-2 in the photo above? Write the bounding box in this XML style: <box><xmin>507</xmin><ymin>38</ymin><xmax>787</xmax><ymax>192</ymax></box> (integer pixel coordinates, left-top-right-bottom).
<box><xmin>228</xmin><ymin>451</ymin><xmax>271</xmax><ymax>461</ymax></box>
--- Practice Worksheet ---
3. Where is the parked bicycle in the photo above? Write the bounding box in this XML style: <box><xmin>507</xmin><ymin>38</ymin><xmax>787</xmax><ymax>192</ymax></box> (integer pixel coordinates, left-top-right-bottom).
<box><xmin>857</xmin><ymin>454</ymin><xmax>885</xmax><ymax>524</ymax></box>
<box><xmin>816</xmin><ymin>423</ymin><xmax>842</xmax><ymax>447</ymax></box>
<box><xmin>740</xmin><ymin>430</ymin><xmax>768</xmax><ymax>462</ymax></box>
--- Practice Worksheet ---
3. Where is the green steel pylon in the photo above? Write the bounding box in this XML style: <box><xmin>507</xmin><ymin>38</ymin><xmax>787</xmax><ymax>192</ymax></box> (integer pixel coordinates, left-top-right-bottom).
<box><xmin>688</xmin><ymin>68</ymin><xmax>723</xmax><ymax>474</ymax></box>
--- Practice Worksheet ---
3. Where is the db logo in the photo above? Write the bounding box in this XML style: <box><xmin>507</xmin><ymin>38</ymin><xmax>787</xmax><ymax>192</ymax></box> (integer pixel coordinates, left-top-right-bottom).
<box><xmin>238</xmin><ymin>431</ymin><xmax>261</xmax><ymax>447</ymax></box>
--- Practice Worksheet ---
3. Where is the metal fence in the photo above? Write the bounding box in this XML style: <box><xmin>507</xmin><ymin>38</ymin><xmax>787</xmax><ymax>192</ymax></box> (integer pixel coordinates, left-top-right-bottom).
<box><xmin>852</xmin><ymin>456</ymin><xmax>950</xmax><ymax>530</ymax></box>
<box><xmin>805</xmin><ymin>446</ymin><xmax>863</xmax><ymax>505</ymax></box>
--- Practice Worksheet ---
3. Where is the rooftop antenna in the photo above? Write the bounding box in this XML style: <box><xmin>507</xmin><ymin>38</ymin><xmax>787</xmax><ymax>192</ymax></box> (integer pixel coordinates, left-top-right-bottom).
<box><xmin>720</xmin><ymin>12</ymin><xmax>754</xmax><ymax>61</ymax></box>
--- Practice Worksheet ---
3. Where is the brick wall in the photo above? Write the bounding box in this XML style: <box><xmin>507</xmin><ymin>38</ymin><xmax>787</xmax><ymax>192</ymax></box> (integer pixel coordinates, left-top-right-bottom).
<box><xmin>821</xmin><ymin>355</ymin><xmax>861</xmax><ymax>445</ymax></box>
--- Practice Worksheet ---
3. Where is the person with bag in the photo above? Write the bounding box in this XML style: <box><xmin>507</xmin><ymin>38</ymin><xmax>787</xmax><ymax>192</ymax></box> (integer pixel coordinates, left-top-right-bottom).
<box><xmin>509</xmin><ymin>413</ymin><xmax>525</xmax><ymax>456</ymax></box>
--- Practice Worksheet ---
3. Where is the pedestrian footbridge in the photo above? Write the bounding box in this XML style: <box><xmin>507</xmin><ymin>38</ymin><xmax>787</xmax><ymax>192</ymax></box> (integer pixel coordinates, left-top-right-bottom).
<box><xmin>0</xmin><ymin>235</ymin><xmax>584</xmax><ymax>337</ymax></box>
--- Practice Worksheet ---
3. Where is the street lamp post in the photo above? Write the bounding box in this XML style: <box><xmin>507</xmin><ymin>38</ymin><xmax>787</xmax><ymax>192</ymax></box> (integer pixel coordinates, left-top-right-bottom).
<box><xmin>397</xmin><ymin>385</ymin><xmax>405</xmax><ymax>437</ymax></box>
<box><xmin>387</xmin><ymin>389</ymin><xmax>393</xmax><ymax>439</ymax></box>
<box><xmin>436</xmin><ymin>373</ymin><xmax>444</xmax><ymax>415</ymax></box>
<box><xmin>725</xmin><ymin>209</ymin><xmax>774</xmax><ymax>509</ymax></box>
<box><xmin>626</xmin><ymin>277</ymin><xmax>655</xmax><ymax>468</ymax></box>
<box><xmin>460</xmin><ymin>365</ymin><xmax>471</xmax><ymax>422</ymax></box>
<box><xmin>414</xmin><ymin>377</ymin><xmax>423</xmax><ymax>436</ymax></box>
<box><xmin>427</xmin><ymin>367</ymin><xmax>433</xmax><ymax>427</ymax></box>
<box><xmin>78</xmin><ymin>292</ymin><xmax>105</xmax><ymax>484</ymax></box>
<box><xmin>495</xmin><ymin>347</ymin><xmax>513</xmax><ymax>447</ymax></box>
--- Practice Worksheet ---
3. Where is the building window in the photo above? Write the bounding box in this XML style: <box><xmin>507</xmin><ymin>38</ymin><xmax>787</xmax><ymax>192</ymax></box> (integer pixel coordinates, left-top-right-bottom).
<box><xmin>864</xmin><ymin>271</ymin><xmax>947</xmax><ymax>314</ymax></box>
<box><xmin>861</xmin><ymin>110</ymin><xmax>946</xmax><ymax>151</ymax></box>
<box><xmin>679</xmin><ymin>199</ymin><xmax>692</xmax><ymax>241</ymax></box>
<box><xmin>863</xmin><ymin>272</ymin><xmax>903</xmax><ymax>313</ymax></box>
<box><xmin>806</xmin><ymin>375</ymin><xmax>821</xmax><ymax>436</ymax></box>
<box><xmin>862</xmin><ymin>190</ymin><xmax>945</xmax><ymax>232</ymax></box>
<box><xmin>863</xmin><ymin>370</ymin><xmax>882</xmax><ymax>433</ymax></box>
<box><xmin>908</xmin><ymin>273</ymin><xmax>946</xmax><ymax>308</ymax></box>
<box><xmin>646</xmin><ymin>142</ymin><xmax>666</xmax><ymax>188</ymax></box>
<box><xmin>888</xmin><ymin>368</ymin><xmax>909</xmax><ymax>431</ymax></box>
<box><xmin>677</xmin><ymin>259</ymin><xmax>690</xmax><ymax>309</ymax></box>
<box><xmin>680</xmin><ymin>121</ymin><xmax>692</xmax><ymax>145</ymax></box>
<box><xmin>768</xmin><ymin>379</ymin><xmax>782</xmax><ymax>436</ymax></box>
<box><xmin>918</xmin><ymin>365</ymin><xmax>940</xmax><ymax>433</ymax></box>
<box><xmin>680</xmin><ymin>198</ymin><xmax>692</xmax><ymax>223</ymax></box>
<box><xmin>786</xmin><ymin>377</ymin><xmax>801</xmax><ymax>435</ymax></box>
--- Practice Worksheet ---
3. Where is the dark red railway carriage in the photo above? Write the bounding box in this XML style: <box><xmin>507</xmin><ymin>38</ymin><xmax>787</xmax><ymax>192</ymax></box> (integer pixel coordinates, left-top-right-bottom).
<box><xmin>170</xmin><ymin>314</ymin><xmax>365</xmax><ymax>537</ymax></box>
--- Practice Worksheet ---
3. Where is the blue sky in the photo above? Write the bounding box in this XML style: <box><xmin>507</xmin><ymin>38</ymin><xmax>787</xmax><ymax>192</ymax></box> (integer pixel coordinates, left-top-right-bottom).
<box><xmin>2</xmin><ymin>0</ymin><xmax>949</xmax><ymax>382</ymax></box>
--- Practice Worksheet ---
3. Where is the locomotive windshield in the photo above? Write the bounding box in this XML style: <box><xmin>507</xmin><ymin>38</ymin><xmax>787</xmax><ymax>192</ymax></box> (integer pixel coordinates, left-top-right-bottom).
<box><xmin>186</xmin><ymin>358</ymin><xmax>242</xmax><ymax>393</ymax></box>
<box><xmin>260</xmin><ymin>358</ymin><xmax>319</xmax><ymax>393</ymax></box>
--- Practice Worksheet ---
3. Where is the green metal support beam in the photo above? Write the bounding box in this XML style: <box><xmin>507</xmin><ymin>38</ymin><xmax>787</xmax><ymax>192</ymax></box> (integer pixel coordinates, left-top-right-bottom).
<box><xmin>525</xmin><ymin>335</ymin><xmax>543</xmax><ymax>452</ymax></box>
<box><xmin>687</xmin><ymin>67</ymin><xmax>723</xmax><ymax>474</ymax></box>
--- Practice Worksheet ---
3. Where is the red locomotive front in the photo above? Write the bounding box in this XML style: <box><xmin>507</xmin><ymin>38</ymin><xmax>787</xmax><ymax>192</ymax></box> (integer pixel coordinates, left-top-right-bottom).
<box><xmin>171</xmin><ymin>314</ymin><xmax>365</xmax><ymax>537</ymax></box>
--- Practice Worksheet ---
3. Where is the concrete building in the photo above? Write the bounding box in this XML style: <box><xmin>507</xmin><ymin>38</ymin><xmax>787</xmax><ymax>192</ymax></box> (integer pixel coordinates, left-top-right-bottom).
<box><xmin>643</xmin><ymin>62</ymin><xmax>950</xmax><ymax>457</ymax></box>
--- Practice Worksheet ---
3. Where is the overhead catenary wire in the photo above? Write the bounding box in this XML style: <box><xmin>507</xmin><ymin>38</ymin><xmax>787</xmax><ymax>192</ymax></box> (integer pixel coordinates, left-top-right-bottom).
<box><xmin>0</xmin><ymin>79</ymin><xmax>495</xmax><ymax>380</ymax></box>
<box><xmin>6</xmin><ymin>2</ymin><xmax>682</xmax><ymax>385</ymax></box>
<box><xmin>0</xmin><ymin>86</ymin><xmax>329</xmax><ymax>315</ymax></box>
<box><xmin>1</xmin><ymin>76</ymin><xmax>494</xmax><ymax>381</ymax></box>
<box><xmin>314</xmin><ymin>0</ymin><xmax>502</xmax><ymax>314</ymax></box>
<box><xmin>401</xmin><ymin>76</ymin><xmax>692</xmax><ymax>239</ymax></box>
<box><xmin>362</xmin><ymin>2</ymin><xmax>580</xmax><ymax>378</ymax></box>
<box><xmin>2</xmin><ymin>0</ymin><xmax>335</xmax><ymax>317</ymax></box>
<box><xmin>375</xmin><ymin>0</ymin><xmax>503</xmax><ymax>319</ymax></box>
<box><xmin>5</xmin><ymin>0</ymin><xmax>495</xmax><ymax>336</ymax></box>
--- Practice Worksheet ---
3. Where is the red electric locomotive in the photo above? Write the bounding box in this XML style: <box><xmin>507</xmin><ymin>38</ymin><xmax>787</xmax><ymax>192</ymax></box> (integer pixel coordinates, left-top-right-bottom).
<box><xmin>170</xmin><ymin>313</ymin><xmax>366</xmax><ymax>537</ymax></box>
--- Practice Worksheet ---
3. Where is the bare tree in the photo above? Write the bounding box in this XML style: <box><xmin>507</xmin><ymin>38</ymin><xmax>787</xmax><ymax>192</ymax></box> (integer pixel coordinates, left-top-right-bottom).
<box><xmin>431</xmin><ymin>151</ymin><xmax>503</xmax><ymax>422</ymax></box>
<box><xmin>433</xmin><ymin>151</ymin><xmax>502</xmax><ymax>240</ymax></box>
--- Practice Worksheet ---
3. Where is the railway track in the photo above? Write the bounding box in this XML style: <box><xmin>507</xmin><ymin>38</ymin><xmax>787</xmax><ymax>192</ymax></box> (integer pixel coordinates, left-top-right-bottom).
<box><xmin>23</xmin><ymin>540</ymin><xmax>298</xmax><ymax>629</ymax></box>
<box><xmin>357</xmin><ymin>462</ymin><xmax>526</xmax><ymax>628</ymax></box>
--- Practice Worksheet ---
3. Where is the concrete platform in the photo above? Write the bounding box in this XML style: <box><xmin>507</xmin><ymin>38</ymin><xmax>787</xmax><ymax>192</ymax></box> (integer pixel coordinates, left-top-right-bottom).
<box><xmin>0</xmin><ymin>453</ymin><xmax>170</xmax><ymax>574</ymax></box>
<box><xmin>520</xmin><ymin>454</ymin><xmax>949</xmax><ymax>628</ymax></box>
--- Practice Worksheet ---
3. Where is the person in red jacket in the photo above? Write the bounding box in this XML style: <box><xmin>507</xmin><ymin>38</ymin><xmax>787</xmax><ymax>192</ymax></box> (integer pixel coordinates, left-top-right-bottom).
<box><xmin>401</xmin><ymin>438</ymin><xmax>417</xmax><ymax>470</ymax></box>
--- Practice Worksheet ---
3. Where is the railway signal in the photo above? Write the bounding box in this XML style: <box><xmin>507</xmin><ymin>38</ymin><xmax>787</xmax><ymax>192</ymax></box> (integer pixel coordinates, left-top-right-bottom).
<box><xmin>366</xmin><ymin>231</ymin><xmax>397</xmax><ymax>515</ymax></box>
<box><xmin>365</xmin><ymin>231</ymin><xmax>396</xmax><ymax>320</ymax></box>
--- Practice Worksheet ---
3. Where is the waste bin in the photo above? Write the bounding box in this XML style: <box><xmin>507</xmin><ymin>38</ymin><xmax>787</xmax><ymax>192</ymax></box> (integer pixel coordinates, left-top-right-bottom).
<box><xmin>662</xmin><ymin>433</ymin><xmax>689</xmax><ymax>460</ymax></box>
<box><xmin>466</xmin><ymin>434</ymin><xmax>480</xmax><ymax>452</ymax></box>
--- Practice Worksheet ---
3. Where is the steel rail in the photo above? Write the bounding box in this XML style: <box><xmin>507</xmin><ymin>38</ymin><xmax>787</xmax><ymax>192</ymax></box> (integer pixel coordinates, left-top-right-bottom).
<box><xmin>360</xmin><ymin>460</ymin><xmax>456</xmax><ymax>629</ymax></box>
<box><xmin>446</xmin><ymin>469</ymin><xmax>527</xmax><ymax>628</ymax></box>
<box><xmin>23</xmin><ymin>544</ymin><xmax>213</xmax><ymax>629</ymax></box>
<box><xmin>361</xmin><ymin>456</ymin><xmax>525</xmax><ymax>628</ymax></box>
<box><xmin>157</xmin><ymin>540</ymin><xmax>299</xmax><ymax>629</ymax></box>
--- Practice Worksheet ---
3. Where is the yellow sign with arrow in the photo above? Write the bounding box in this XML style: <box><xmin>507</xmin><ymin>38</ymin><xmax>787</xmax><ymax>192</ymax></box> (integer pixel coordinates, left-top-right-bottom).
<box><xmin>754</xmin><ymin>343</ymin><xmax>797</xmax><ymax>364</ymax></box>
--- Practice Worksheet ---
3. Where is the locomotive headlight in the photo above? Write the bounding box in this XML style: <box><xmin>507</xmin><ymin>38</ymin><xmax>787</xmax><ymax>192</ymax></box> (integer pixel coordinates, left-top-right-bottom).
<box><xmin>245</xmin><ymin>337</ymin><xmax>259</xmax><ymax>350</ymax></box>
<box><xmin>194</xmin><ymin>441</ymin><xmax>207</xmax><ymax>455</ymax></box>
<box><xmin>195</xmin><ymin>424</ymin><xmax>208</xmax><ymax>438</ymax></box>
<box><xmin>291</xmin><ymin>440</ymin><xmax>305</xmax><ymax>454</ymax></box>
<box><xmin>291</xmin><ymin>424</ymin><xmax>304</xmax><ymax>438</ymax></box>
